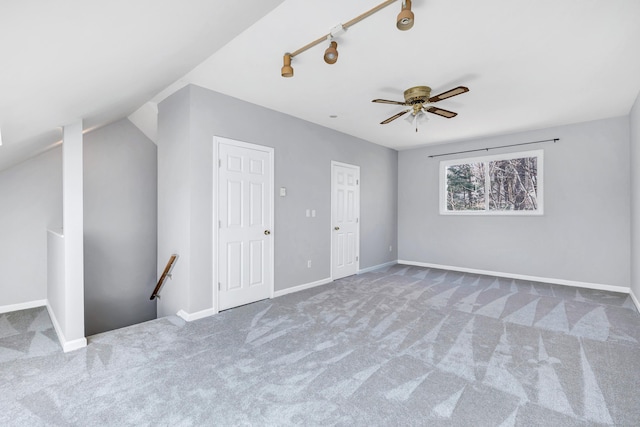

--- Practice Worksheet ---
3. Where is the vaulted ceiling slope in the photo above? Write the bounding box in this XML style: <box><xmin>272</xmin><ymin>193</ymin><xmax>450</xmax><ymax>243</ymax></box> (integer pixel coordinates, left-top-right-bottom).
<box><xmin>0</xmin><ymin>0</ymin><xmax>285</xmax><ymax>172</ymax></box>
<box><xmin>1</xmin><ymin>0</ymin><xmax>639</xmax><ymax>172</ymax></box>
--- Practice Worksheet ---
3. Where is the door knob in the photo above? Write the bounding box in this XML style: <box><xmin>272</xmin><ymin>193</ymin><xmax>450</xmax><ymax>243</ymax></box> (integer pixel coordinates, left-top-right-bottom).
<box><xmin>264</xmin><ymin>230</ymin><xmax>271</xmax><ymax>235</ymax></box>
<box><xmin>334</xmin><ymin>226</ymin><xmax>340</xmax><ymax>231</ymax></box>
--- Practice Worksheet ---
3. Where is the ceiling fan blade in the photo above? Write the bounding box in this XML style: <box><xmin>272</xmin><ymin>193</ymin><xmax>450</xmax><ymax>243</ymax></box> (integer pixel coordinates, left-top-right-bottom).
<box><xmin>380</xmin><ymin>110</ymin><xmax>409</xmax><ymax>124</ymax></box>
<box><xmin>372</xmin><ymin>99</ymin><xmax>407</xmax><ymax>105</ymax></box>
<box><xmin>429</xmin><ymin>86</ymin><xmax>469</xmax><ymax>103</ymax></box>
<box><xmin>427</xmin><ymin>107</ymin><xmax>458</xmax><ymax>118</ymax></box>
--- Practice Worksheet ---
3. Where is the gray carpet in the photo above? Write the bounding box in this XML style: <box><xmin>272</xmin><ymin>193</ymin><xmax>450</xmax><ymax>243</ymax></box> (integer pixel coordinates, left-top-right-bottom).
<box><xmin>1</xmin><ymin>264</ymin><xmax>639</xmax><ymax>426</ymax></box>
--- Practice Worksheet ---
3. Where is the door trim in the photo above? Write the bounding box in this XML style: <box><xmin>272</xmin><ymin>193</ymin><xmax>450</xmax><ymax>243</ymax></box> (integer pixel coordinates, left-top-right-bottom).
<box><xmin>330</xmin><ymin>161</ymin><xmax>360</xmax><ymax>280</ymax></box>
<box><xmin>213</xmin><ymin>136</ymin><xmax>275</xmax><ymax>313</ymax></box>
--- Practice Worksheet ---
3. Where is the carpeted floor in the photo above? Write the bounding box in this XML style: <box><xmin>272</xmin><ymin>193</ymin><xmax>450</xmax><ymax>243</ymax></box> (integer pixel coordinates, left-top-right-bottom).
<box><xmin>1</xmin><ymin>264</ymin><xmax>639</xmax><ymax>426</ymax></box>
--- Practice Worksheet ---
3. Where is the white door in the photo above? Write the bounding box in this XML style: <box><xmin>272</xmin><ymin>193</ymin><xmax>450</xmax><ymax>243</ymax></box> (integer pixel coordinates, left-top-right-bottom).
<box><xmin>331</xmin><ymin>161</ymin><xmax>360</xmax><ymax>280</ymax></box>
<box><xmin>217</xmin><ymin>138</ymin><xmax>273</xmax><ymax>311</ymax></box>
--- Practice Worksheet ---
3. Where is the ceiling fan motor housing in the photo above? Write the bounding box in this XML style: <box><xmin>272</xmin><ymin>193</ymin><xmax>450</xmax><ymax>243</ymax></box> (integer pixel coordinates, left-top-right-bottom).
<box><xmin>404</xmin><ymin>86</ymin><xmax>431</xmax><ymax>104</ymax></box>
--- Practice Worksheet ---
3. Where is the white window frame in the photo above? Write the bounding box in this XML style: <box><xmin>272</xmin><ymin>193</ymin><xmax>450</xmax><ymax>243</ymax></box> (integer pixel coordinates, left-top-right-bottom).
<box><xmin>439</xmin><ymin>149</ymin><xmax>544</xmax><ymax>216</ymax></box>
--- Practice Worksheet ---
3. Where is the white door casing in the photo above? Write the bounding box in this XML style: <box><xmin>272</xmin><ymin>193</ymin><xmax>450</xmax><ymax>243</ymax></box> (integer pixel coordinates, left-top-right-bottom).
<box><xmin>331</xmin><ymin>161</ymin><xmax>360</xmax><ymax>280</ymax></box>
<box><xmin>215</xmin><ymin>137</ymin><xmax>274</xmax><ymax>312</ymax></box>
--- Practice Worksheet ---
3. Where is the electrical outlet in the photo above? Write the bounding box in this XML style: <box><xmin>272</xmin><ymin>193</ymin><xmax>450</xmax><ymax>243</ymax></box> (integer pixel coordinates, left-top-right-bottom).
<box><xmin>389</xmin><ymin>245</ymin><xmax>393</xmax><ymax>252</ymax></box>
<box><xmin>307</xmin><ymin>260</ymin><xmax>312</xmax><ymax>268</ymax></box>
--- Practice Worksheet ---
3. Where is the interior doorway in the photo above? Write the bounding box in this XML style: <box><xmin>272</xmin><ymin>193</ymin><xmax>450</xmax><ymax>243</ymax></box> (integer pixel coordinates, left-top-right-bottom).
<box><xmin>215</xmin><ymin>137</ymin><xmax>274</xmax><ymax>311</ymax></box>
<box><xmin>331</xmin><ymin>161</ymin><xmax>360</xmax><ymax>280</ymax></box>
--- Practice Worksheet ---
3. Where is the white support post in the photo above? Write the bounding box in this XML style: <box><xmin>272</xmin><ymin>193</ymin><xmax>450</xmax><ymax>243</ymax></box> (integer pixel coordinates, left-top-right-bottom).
<box><xmin>61</xmin><ymin>121</ymin><xmax>86</xmax><ymax>351</ymax></box>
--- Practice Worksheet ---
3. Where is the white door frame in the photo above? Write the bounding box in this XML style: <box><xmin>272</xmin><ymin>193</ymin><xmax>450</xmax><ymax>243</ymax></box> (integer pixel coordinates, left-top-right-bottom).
<box><xmin>330</xmin><ymin>161</ymin><xmax>360</xmax><ymax>280</ymax></box>
<box><xmin>213</xmin><ymin>136</ymin><xmax>275</xmax><ymax>313</ymax></box>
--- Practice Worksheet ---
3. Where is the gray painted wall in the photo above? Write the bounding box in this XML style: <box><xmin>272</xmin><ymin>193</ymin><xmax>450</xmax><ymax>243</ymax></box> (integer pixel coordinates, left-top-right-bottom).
<box><xmin>398</xmin><ymin>117</ymin><xmax>630</xmax><ymax>288</ymax></box>
<box><xmin>156</xmin><ymin>88</ymin><xmax>192</xmax><ymax>317</ymax></box>
<box><xmin>630</xmin><ymin>92</ymin><xmax>640</xmax><ymax>300</ymax></box>
<box><xmin>83</xmin><ymin>119</ymin><xmax>157</xmax><ymax>336</ymax></box>
<box><xmin>0</xmin><ymin>148</ymin><xmax>62</xmax><ymax>307</ymax></box>
<box><xmin>157</xmin><ymin>85</ymin><xmax>398</xmax><ymax>317</ymax></box>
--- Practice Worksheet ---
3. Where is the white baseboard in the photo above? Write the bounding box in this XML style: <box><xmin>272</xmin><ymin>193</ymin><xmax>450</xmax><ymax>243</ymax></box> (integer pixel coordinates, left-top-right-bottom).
<box><xmin>176</xmin><ymin>308</ymin><xmax>216</xmax><ymax>322</ymax></box>
<box><xmin>273</xmin><ymin>277</ymin><xmax>333</xmax><ymax>298</ymax></box>
<box><xmin>630</xmin><ymin>288</ymin><xmax>640</xmax><ymax>313</ymax></box>
<box><xmin>0</xmin><ymin>299</ymin><xmax>47</xmax><ymax>314</ymax></box>
<box><xmin>178</xmin><ymin>278</ymin><xmax>335</xmax><ymax>318</ymax></box>
<box><xmin>63</xmin><ymin>337</ymin><xmax>88</xmax><ymax>352</ymax></box>
<box><xmin>398</xmin><ymin>260</ymin><xmax>630</xmax><ymax>294</ymax></box>
<box><xmin>358</xmin><ymin>260</ymin><xmax>398</xmax><ymax>274</ymax></box>
<box><xmin>45</xmin><ymin>302</ymin><xmax>87</xmax><ymax>353</ymax></box>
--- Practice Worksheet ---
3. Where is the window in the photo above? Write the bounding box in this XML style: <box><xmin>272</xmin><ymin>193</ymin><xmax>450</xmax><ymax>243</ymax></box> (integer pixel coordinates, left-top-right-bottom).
<box><xmin>440</xmin><ymin>150</ymin><xmax>543</xmax><ymax>215</ymax></box>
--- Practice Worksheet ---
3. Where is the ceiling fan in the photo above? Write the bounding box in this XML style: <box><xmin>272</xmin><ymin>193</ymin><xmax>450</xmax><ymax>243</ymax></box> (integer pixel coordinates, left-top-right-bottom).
<box><xmin>372</xmin><ymin>85</ymin><xmax>469</xmax><ymax>132</ymax></box>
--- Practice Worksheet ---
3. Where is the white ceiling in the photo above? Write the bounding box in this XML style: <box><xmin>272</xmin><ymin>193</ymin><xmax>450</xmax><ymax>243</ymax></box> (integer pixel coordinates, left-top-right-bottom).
<box><xmin>0</xmin><ymin>0</ymin><xmax>285</xmax><ymax>171</ymax></box>
<box><xmin>183</xmin><ymin>0</ymin><xmax>640</xmax><ymax>150</ymax></box>
<box><xmin>1</xmin><ymin>0</ymin><xmax>640</xmax><ymax>171</ymax></box>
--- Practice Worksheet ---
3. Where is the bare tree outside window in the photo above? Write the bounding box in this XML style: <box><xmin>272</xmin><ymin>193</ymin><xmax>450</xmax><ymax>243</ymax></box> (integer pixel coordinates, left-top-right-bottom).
<box><xmin>488</xmin><ymin>157</ymin><xmax>538</xmax><ymax>210</ymax></box>
<box><xmin>440</xmin><ymin>150</ymin><xmax>543</xmax><ymax>215</ymax></box>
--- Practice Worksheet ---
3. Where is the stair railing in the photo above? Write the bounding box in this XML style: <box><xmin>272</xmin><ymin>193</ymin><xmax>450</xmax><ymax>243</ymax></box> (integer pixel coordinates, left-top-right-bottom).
<box><xmin>150</xmin><ymin>254</ymin><xmax>179</xmax><ymax>300</ymax></box>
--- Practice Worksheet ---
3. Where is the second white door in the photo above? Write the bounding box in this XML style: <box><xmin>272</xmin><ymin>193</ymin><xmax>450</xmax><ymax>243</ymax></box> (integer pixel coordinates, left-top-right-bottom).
<box><xmin>217</xmin><ymin>138</ymin><xmax>273</xmax><ymax>311</ymax></box>
<box><xmin>331</xmin><ymin>161</ymin><xmax>360</xmax><ymax>280</ymax></box>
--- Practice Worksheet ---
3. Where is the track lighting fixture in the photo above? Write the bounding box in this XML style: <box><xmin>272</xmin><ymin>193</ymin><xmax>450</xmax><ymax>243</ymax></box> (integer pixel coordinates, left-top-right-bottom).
<box><xmin>281</xmin><ymin>53</ymin><xmax>293</xmax><ymax>78</ymax></box>
<box><xmin>324</xmin><ymin>40</ymin><xmax>338</xmax><ymax>64</ymax></box>
<box><xmin>281</xmin><ymin>0</ymin><xmax>415</xmax><ymax>77</ymax></box>
<box><xmin>397</xmin><ymin>0</ymin><xmax>414</xmax><ymax>31</ymax></box>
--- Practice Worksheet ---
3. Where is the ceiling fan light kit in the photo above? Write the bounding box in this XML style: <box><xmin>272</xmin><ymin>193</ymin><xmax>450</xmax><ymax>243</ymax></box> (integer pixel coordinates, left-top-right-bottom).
<box><xmin>281</xmin><ymin>0</ymin><xmax>413</xmax><ymax>78</ymax></box>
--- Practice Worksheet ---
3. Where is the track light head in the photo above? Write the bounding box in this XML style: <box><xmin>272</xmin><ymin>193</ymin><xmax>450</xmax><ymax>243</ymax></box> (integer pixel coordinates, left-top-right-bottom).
<box><xmin>324</xmin><ymin>41</ymin><xmax>338</xmax><ymax>64</ymax></box>
<box><xmin>281</xmin><ymin>53</ymin><xmax>294</xmax><ymax>77</ymax></box>
<box><xmin>397</xmin><ymin>0</ymin><xmax>414</xmax><ymax>31</ymax></box>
